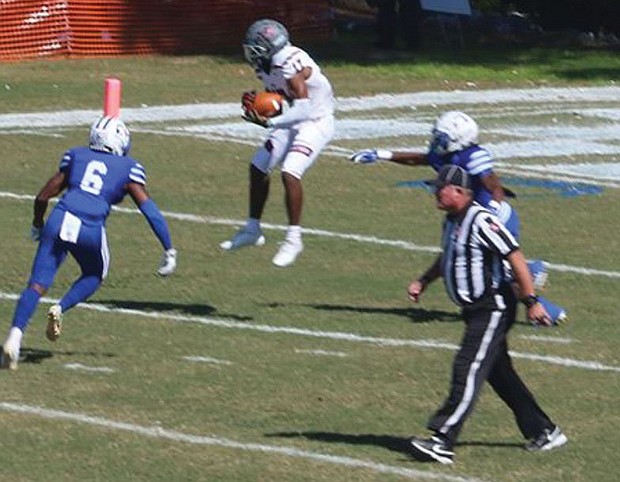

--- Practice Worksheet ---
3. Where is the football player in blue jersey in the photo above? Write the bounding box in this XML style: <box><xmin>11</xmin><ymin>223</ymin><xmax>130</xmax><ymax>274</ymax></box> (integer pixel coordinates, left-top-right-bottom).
<box><xmin>1</xmin><ymin>116</ymin><xmax>177</xmax><ymax>370</ymax></box>
<box><xmin>350</xmin><ymin>110</ymin><xmax>567</xmax><ymax>326</ymax></box>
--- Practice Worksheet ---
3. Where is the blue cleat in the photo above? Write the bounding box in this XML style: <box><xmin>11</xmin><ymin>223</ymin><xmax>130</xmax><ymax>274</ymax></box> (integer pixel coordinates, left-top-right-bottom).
<box><xmin>537</xmin><ymin>296</ymin><xmax>567</xmax><ymax>326</ymax></box>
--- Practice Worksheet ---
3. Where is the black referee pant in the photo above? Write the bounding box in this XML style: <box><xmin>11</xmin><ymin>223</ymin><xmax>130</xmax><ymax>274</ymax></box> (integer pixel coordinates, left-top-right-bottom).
<box><xmin>427</xmin><ymin>286</ymin><xmax>555</xmax><ymax>447</ymax></box>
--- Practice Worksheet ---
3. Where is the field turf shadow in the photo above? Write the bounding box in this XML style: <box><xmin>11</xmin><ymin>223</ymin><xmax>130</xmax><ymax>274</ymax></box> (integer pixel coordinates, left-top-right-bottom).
<box><xmin>267</xmin><ymin>431</ymin><xmax>523</xmax><ymax>454</ymax></box>
<box><xmin>94</xmin><ymin>299</ymin><xmax>253</xmax><ymax>321</ymax></box>
<box><xmin>264</xmin><ymin>302</ymin><xmax>460</xmax><ymax>324</ymax></box>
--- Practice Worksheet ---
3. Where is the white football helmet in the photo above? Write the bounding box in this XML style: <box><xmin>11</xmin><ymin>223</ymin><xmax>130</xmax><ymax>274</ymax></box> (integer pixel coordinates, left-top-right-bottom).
<box><xmin>430</xmin><ymin>111</ymin><xmax>479</xmax><ymax>155</ymax></box>
<box><xmin>242</xmin><ymin>19</ymin><xmax>289</xmax><ymax>68</ymax></box>
<box><xmin>89</xmin><ymin>116</ymin><xmax>131</xmax><ymax>156</ymax></box>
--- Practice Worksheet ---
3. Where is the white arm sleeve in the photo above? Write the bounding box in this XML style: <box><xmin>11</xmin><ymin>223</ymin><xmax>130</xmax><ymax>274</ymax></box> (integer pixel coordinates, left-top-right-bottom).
<box><xmin>268</xmin><ymin>98</ymin><xmax>312</xmax><ymax>128</ymax></box>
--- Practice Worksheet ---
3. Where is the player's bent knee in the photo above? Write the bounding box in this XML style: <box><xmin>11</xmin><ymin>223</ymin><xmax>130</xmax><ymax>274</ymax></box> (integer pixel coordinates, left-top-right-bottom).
<box><xmin>29</xmin><ymin>283</ymin><xmax>48</xmax><ymax>296</ymax></box>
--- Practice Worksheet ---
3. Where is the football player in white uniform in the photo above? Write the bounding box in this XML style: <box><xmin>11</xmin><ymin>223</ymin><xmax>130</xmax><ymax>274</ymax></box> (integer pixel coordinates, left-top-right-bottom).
<box><xmin>220</xmin><ymin>19</ymin><xmax>335</xmax><ymax>267</ymax></box>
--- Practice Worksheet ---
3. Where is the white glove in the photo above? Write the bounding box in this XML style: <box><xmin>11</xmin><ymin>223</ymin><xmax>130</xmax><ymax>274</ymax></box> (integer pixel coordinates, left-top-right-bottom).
<box><xmin>349</xmin><ymin>149</ymin><xmax>393</xmax><ymax>164</ymax></box>
<box><xmin>30</xmin><ymin>226</ymin><xmax>41</xmax><ymax>242</ymax></box>
<box><xmin>157</xmin><ymin>248</ymin><xmax>177</xmax><ymax>276</ymax></box>
<box><xmin>350</xmin><ymin>149</ymin><xmax>379</xmax><ymax>164</ymax></box>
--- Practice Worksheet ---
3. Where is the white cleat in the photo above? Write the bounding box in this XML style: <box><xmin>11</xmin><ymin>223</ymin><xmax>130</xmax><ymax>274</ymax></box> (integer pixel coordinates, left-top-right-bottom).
<box><xmin>219</xmin><ymin>228</ymin><xmax>266</xmax><ymax>251</ymax></box>
<box><xmin>46</xmin><ymin>304</ymin><xmax>63</xmax><ymax>342</ymax></box>
<box><xmin>1</xmin><ymin>341</ymin><xmax>20</xmax><ymax>370</ymax></box>
<box><xmin>272</xmin><ymin>240</ymin><xmax>303</xmax><ymax>268</ymax></box>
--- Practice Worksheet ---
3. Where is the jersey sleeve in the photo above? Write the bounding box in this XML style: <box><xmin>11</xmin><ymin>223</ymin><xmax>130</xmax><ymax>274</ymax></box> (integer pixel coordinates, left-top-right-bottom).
<box><xmin>129</xmin><ymin>161</ymin><xmax>147</xmax><ymax>185</ymax></box>
<box><xmin>465</xmin><ymin>147</ymin><xmax>494</xmax><ymax>177</ymax></box>
<box><xmin>278</xmin><ymin>48</ymin><xmax>312</xmax><ymax>80</ymax></box>
<box><xmin>474</xmin><ymin>211</ymin><xmax>519</xmax><ymax>256</ymax></box>
<box><xmin>59</xmin><ymin>149</ymin><xmax>73</xmax><ymax>172</ymax></box>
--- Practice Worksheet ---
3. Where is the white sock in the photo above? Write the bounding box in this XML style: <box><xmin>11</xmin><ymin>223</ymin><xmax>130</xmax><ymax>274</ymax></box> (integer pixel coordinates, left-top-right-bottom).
<box><xmin>286</xmin><ymin>225</ymin><xmax>302</xmax><ymax>243</ymax></box>
<box><xmin>246</xmin><ymin>218</ymin><xmax>260</xmax><ymax>232</ymax></box>
<box><xmin>6</xmin><ymin>327</ymin><xmax>23</xmax><ymax>346</ymax></box>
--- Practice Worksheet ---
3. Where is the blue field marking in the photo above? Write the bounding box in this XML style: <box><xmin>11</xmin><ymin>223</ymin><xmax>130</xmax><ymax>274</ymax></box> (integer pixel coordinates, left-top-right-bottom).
<box><xmin>502</xmin><ymin>178</ymin><xmax>604</xmax><ymax>197</ymax></box>
<box><xmin>396</xmin><ymin>178</ymin><xmax>604</xmax><ymax>197</ymax></box>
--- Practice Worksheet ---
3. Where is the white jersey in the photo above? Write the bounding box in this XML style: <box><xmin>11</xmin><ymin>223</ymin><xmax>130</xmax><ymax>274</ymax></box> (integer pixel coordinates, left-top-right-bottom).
<box><xmin>256</xmin><ymin>44</ymin><xmax>335</xmax><ymax>120</ymax></box>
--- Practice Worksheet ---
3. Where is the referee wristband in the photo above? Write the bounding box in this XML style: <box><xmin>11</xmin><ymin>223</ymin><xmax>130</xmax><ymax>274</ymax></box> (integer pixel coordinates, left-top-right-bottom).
<box><xmin>520</xmin><ymin>294</ymin><xmax>539</xmax><ymax>308</ymax></box>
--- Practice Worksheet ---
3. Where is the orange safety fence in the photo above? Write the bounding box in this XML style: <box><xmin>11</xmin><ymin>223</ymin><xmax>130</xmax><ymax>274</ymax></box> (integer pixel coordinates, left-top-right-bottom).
<box><xmin>0</xmin><ymin>0</ymin><xmax>332</xmax><ymax>62</ymax></box>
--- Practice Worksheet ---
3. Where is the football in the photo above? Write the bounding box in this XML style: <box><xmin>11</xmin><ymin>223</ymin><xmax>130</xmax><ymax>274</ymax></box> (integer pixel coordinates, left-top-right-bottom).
<box><xmin>252</xmin><ymin>91</ymin><xmax>284</xmax><ymax>118</ymax></box>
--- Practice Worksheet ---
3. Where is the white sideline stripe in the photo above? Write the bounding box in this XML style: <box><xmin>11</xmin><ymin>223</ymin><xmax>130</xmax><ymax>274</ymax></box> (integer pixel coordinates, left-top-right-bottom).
<box><xmin>2</xmin><ymin>190</ymin><xmax>619</xmax><ymax>279</ymax></box>
<box><xmin>2</xmin><ymin>86</ymin><xmax>620</xmax><ymax>128</ymax></box>
<box><xmin>0</xmin><ymin>402</ymin><xmax>484</xmax><ymax>482</ymax></box>
<box><xmin>64</xmin><ymin>363</ymin><xmax>115</xmax><ymax>373</ymax></box>
<box><xmin>0</xmin><ymin>292</ymin><xmax>618</xmax><ymax>373</ymax></box>
<box><xmin>295</xmin><ymin>349</ymin><xmax>348</xmax><ymax>358</ymax></box>
<box><xmin>183</xmin><ymin>356</ymin><xmax>232</xmax><ymax>365</ymax></box>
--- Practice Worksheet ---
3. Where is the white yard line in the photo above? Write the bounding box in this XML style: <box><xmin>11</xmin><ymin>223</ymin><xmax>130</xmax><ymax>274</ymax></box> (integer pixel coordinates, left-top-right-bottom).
<box><xmin>182</xmin><ymin>356</ymin><xmax>232</xmax><ymax>365</ymax></box>
<box><xmin>518</xmin><ymin>335</ymin><xmax>573</xmax><ymax>344</ymax></box>
<box><xmin>0</xmin><ymin>402</ymin><xmax>486</xmax><ymax>482</ymax></box>
<box><xmin>1</xmin><ymin>190</ymin><xmax>619</xmax><ymax>279</ymax></box>
<box><xmin>64</xmin><ymin>363</ymin><xmax>115</xmax><ymax>373</ymax></box>
<box><xmin>295</xmin><ymin>349</ymin><xmax>349</xmax><ymax>358</ymax></box>
<box><xmin>0</xmin><ymin>292</ymin><xmax>617</xmax><ymax>373</ymax></box>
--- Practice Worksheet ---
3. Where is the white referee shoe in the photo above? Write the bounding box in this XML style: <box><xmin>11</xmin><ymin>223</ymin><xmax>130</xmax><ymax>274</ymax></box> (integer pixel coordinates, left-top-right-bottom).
<box><xmin>272</xmin><ymin>239</ymin><xmax>303</xmax><ymax>267</ymax></box>
<box><xmin>219</xmin><ymin>228</ymin><xmax>265</xmax><ymax>251</ymax></box>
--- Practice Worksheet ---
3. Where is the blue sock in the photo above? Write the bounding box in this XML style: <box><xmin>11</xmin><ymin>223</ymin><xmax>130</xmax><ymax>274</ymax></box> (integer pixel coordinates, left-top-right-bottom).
<box><xmin>59</xmin><ymin>276</ymin><xmax>101</xmax><ymax>312</ymax></box>
<box><xmin>11</xmin><ymin>287</ymin><xmax>42</xmax><ymax>332</ymax></box>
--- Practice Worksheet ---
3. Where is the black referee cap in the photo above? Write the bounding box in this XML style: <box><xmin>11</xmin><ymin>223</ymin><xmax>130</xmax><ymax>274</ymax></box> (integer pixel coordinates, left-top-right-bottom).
<box><xmin>425</xmin><ymin>165</ymin><xmax>472</xmax><ymax>190</ymax></box>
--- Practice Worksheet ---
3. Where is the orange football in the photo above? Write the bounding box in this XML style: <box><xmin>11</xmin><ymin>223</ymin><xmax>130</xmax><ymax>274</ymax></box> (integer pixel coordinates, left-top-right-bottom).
<box><xmin>253</xmin><ymin>91</ymin><xmax>284</xmax><ymax>118</ymax></box>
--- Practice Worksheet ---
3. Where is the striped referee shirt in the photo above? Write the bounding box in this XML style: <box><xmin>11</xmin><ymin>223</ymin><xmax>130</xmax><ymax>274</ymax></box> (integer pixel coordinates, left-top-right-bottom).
<box><xmin>440</xmin><ymin>203</ymin><xmax>519</xmax><ymax>307</ymax></box>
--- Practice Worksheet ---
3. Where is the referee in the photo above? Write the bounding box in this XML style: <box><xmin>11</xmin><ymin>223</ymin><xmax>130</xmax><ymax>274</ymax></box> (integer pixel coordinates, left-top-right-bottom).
<box><xmin>407</xmin><ymin>165</ymin><xmax>567</xmax><ymax>464</ymax></box>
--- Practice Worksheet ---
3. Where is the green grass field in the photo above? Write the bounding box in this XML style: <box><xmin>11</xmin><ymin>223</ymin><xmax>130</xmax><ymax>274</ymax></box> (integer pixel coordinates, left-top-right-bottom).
<box><xmin>1</xmin><ymin>46</ymin><xmax>619</xmax><ymax>481</ymax></box>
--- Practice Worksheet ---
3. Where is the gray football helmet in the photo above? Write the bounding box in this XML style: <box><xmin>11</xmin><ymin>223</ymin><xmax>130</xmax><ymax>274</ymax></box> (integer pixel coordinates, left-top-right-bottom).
<box><xmin>243</xmin><ymin>19</ymin><xmax>289</xmax><ymax>68</ymax></box>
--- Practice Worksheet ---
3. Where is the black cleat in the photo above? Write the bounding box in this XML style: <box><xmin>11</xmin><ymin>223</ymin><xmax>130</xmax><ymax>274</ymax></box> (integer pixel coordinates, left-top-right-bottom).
<box><xmin>409</xmin><ymin>435</ymin><xmax>454</xmax><ymax>464</ymax></box>
<box><xmin>525</xmin><ymin>426</ymin><xmax>568</xmax><ymax>452</ymax></box>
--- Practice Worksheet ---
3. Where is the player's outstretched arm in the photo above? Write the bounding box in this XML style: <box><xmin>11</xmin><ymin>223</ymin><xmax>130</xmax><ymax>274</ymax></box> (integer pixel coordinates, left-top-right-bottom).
<box><xmin>127</xmin><ymin>182</ymin><xmax>177</xmax><ymax>276</ymax></box>
<box><xmin>349</xmin><ymin>149</ymin><xmax>428</xmax><ymax>166</ymax></box>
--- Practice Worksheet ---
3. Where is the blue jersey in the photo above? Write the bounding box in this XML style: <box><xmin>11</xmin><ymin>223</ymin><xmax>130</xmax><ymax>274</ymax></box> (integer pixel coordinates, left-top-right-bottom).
<box><xmin>427</xmin><ymin>145</ymin><xmax>494</xmax><ymax>208</ymax></box>
<box><xmin>56</xmin><ymin>146</ymin><xmax>146</xmax><ymax>224</ymax></box>
<box><xmin>428</xmin><ymin>145</ymin><xmax>520</xmax><ymax>239</ymax></box>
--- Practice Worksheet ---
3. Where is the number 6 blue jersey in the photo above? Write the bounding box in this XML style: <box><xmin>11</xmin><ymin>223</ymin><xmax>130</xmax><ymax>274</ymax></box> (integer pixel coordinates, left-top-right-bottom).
<box><xmin>56</xmin><ymin>146</ymin><xmax>146</xmax><ymax>223</ymax></box>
